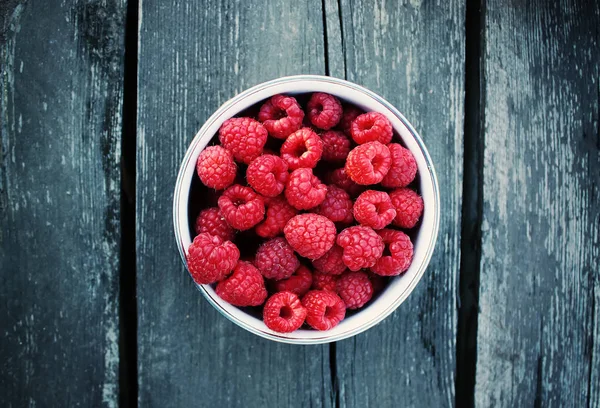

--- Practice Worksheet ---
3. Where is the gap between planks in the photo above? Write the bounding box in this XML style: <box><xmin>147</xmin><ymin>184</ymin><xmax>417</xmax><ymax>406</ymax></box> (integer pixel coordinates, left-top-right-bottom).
<box><xmin>119</xmin><ymin>0</ymin><xmax>139</xmax><ymax>407</ymax></box>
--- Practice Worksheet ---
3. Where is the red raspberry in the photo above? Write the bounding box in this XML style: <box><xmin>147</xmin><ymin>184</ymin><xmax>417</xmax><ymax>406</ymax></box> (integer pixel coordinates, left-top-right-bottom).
<box><xmin>314</xmin><ymin>185</ymin><xmax>354</xmax><ymax>225</ymax></box>
<box><xmin>218</xmin><ymin>185</ymin><xmax>265</xmax><ymax>230</ymax></box>
<box><xmin>353</xmin><ymin>190</ymin><xmax>396</xmax><ymax>230</ymax></box>
<box><xmin>255</xmin><ymin>196</ymin><xmax>297</xmax><ymax>238</ymax></box>
<box><xmin>302</xmin><ymin>290</ymin><xmax>346</xmax><ymax>330</ymax></box>
<box><xmin>280</xmin><ymin>128</ymin><xmax>323</xmax><ymax>170</ymax></box>
<box><xmin>285</xmin><ymin>168</ymin><xmax>328</xmax><ymax>210</ymax></box>
<box><xmin>258</xmin><ymin>94</ymin><xmax>304</xmax><ymax>139</ymax></box>
<box><xmin>350</xmin><ymin>112</ymin><xmax>393</xmax><ymax>144</ymax></box>
<box><xmin>186</xmin><ymin>233</ymin><xmax>240</xmax><ymax>284</ymax></box>
<box><xmin>326</xmin><ymin>168</ymin><xmax>365</xmax><ymax>197</ymax></box>
<box><xmin>339</xmin><ymin>105</ymin><xmax>363</xmax><ymax>136</ymax></box>
<box><xmin>336</xmin><ymin>226</ymin><xmax>384</xmax><ymax>271</ymax></box>
<box><xmin>247</xmin><ymin>154</ymin><xmax>289</xmax><ymax>197</ymax></box>
<box><xmin>389</xmin><ymin>188</ymin><xmax>424</xmax><ymax>229</ymax></box>
<box><xmin>381</xmin><ymin>143</ymin><xmax>417</xmax><ymax>188</ymax></box>
<box><xmin>284</xmin><ymin>213</ymin><xmax>336</xmax><ymax>259</ymax></box>
<box><xmin>312</xmin><ymin>271</ymin><xmax>339</xmax><ymax>292</ymax></box>
<box><xmin>216</xmin><ymin>261</ymin><xmax>267</xmax><ymax>306</ymax></box>
<box><xmin>263</xmin><ymin>291</ymin><xmax>307</xmax><ymax>333</ymax></box>
<box><xmin>194</xmin><ymin>207</ymin><xmax>235</xmax><ymax>242</ymax></box>
<box><xmin>312</xmin><ymin>245</ymin><xmax>347</xmax><ymax>275</ymax></box>
<box><xmin>336</xmin><ymin>270</ymin><xmax>373</xmax><ymax>309</ymax></box>
<box><xmin>371</xmin><ymin>229</ymin><xmax>413</xmax><ymax>276</ymax></box>
<box><xmin>307</xmin><ymin>92</ymin><xmax>343</xmax><ymax>130</ymax></box>
<box><xmin>255</xmin><ymin>237</ymin><xmax>300</xmax><ymax>281</ymax></box>
<box><xmin>196</xmin><ymin>146</ymin><xmax>237</xmax><ymax>190</ymax></box>
<box><xmin>273</xmin><ymin>265</ymin><xmax>313</xmax><ymax>297</ymax></box>
<box><xmin>368</xmin><ymin>271</ymin><xmax>387</xmax><ymax>294</ymax></box>
<box><xmin>345</xmin><ymin>142</ymin><xmax>391</xmax><ymax>185</ymax></box>
<box><xmin>321</xmin><ymin>130</ymin><xmax>351</xmax><ymax>163</ymax></box>
<box><xmin>218</xmin><ymin>117</ymin><xmax>267</xmax><ymax>164</ymax></box>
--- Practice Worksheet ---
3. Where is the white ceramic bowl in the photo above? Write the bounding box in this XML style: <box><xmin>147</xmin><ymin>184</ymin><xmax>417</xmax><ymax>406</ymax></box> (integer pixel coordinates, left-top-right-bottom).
<box><xmin>173</xmin><ymin>75</ymin><xmax>440</xmax><ymax>344</ymax></box>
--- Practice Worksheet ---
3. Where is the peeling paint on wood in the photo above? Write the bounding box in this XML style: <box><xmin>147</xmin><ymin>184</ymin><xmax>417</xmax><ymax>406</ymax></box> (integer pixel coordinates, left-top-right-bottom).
<box><xmin>136</xmin><ymin>1</ymin><xmax>333</xmax><ymax>407</ymax></box>
<box><xmin>475</xmin><ymin>0</ymin><xmax>600</xmax><ymax>406</ymax></box>
<box><xmin>326</xmin><ymin>0</ymin><xmax>465</xmax><ymax>406</ymax></box>
<box><xmin>0</xmin><ymin>1</ymin><xmax>125</xmax><ymax>406</ymax></box>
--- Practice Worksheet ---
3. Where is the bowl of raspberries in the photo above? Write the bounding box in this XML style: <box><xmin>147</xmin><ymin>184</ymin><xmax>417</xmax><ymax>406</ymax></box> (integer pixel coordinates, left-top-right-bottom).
<box><xmin>173</xmin><ymin>75</ymin><xmax>439</xmax><ymax>343</ymax></box>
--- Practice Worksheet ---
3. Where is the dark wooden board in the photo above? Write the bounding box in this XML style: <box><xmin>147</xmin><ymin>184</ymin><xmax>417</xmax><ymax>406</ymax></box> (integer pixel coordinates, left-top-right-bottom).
<box><xmin>475</xmin><ymin>0</ymin><xmax>600</xmax><ymax>406</ymax></box>
<box><xmin>326</xmin><ymin>0</ymin><xmax>465</xmax><ymax>406</ymax></box>
<box><xmin>136</xmin><ymin>2</ymin><xmax>334</xmax><ymax>407</ymax></box>
<box><xmin>0</xmin><ymin>0</ymin><xmax>125</xmax><ymax>407</ymax></box>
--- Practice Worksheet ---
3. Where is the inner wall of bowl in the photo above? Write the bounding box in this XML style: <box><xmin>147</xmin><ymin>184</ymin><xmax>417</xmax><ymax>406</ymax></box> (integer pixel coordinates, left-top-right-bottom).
<box><xmin>175</xmin><ymin>77</ymin><xmax>438</xmax><ymax>342</ymax></box>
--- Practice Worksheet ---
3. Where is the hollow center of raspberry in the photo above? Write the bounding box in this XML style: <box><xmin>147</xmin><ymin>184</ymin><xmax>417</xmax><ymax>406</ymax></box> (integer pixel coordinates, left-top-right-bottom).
<box><xmin>279</xmin><ymin>306</ymin><xmax>293</xmax><ymax>319</ymax></box>
<box><xmin>324</xmin><ymin>306</ymin><xmax>337</xmax><ymax>319</ymax></box>
<box><xmin>374</xmin><ymin>202</ymin><xmax>386</xmax><ymax>215</ymax></box>
<box><xmin>382</xmin><ymin>244</ymin><xmax>392</xmax><ymax>257</ymax></box>
<box><xmin>272</xmin><ymin>108</ymin><xmax>287</xmax><ymax>120</ymax></box>
<box><xmin>232</xmin><ymin>197</ymin><xmax>248</xmax><ymax>207</ymax></box>
<box><xmin>359</xmin><ymin>119</ymin><xmax>375</xmax><ymax>131</ymax></box>
<box><xmin>312</xmin><ymin>103</ymin><xmax>323</xmax><ymax>115</ymax></box>
<box><xmin>292</xmin><ymin>143</ymin><xmax>308</xmax><ymax>158</ymax></box>
<box><xmin>371</xmin><ymin>154</ymin><xmax>386</xmax><ymax>172</ymax></box>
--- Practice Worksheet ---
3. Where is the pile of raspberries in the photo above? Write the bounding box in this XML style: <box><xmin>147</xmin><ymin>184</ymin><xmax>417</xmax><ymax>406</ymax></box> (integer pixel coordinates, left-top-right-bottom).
<box><xmin>187</xmin><ymin>92</ymin><xmax>423</xmax><ymax>333</ymax></box>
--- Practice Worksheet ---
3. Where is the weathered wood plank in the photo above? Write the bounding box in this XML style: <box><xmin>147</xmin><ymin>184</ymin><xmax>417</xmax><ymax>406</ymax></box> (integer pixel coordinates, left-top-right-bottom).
<box><xmin>0</xmin><ymin>1</ymin><xmax>124</xmax><ymax>407</ymax></box>
<box><xmin>136</xmin><ymin>2</ymin><xmax>333</xmax><ymax>407</ymax></box>
<box><xmin>475</xmin><ymin>0</ymin><xmax>600</xmax><ymax>406</ymax></box>
<box><xmin>327</xmin><ymin>1</ymin><xmax>465</xmax><ymax>406</ymax></box>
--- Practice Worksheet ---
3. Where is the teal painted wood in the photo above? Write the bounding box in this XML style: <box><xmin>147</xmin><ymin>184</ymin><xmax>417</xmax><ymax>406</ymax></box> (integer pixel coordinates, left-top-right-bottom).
<box><xmin>475</xmin><ymin>0</ymin><xmax>600</xmax><ymax>406</ymax></box>
<box><xmin>0</xmin><ymin>1</ymin><xmax>125</xmax><ymax>406</ymax></box>
<box><xmin>326</xmin><ymin>0</ymin><xmax>465</xmax><ymax>406</ymax></box>
<box><xmin>136</xmin><ymin>1</ymin><xmax>334</xmax><ymax>407</ymax></box>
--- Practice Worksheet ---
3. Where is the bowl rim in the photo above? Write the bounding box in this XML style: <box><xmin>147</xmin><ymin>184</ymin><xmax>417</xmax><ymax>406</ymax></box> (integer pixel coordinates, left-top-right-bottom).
<box><xmin>173</xmin><ymin>75</ymin><xmax>440</xmax><ymax>344</ymax></box>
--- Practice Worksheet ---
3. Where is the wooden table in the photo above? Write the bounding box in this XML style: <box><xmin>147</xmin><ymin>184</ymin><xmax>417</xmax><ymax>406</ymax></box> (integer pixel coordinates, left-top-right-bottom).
<box><xmin>1</xmin><ymin>0</ymin><xmax>598</xmax><ymax>407</ymax></box>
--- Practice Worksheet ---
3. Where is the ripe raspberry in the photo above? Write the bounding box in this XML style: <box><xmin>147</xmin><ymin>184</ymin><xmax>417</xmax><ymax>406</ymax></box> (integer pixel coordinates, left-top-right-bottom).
<box><xmin>389</xmin><ymin>188</ymin><xmax>424</xmax><ymax>229</ymax></box>
<box><xmin>345</xmin><ymin>142</ymin><xmax>391</xmax><ymax>185</ymax></box>
<box><xmin>302</xmin><ymin>290</ymin><xmax>346</xmax><ymax>330</ymax></box>
<box><xmin>339</xmin><ymin>105</ymin><xmax>363</xmax><ymax>136</ymax></box>
<box><xmin>314</xmin><ymin>186</ymin><xmax>354</xmax><ymax>225</ymax></box>
<box><xmin>312</xmin><ymin>245</ymin><xmax>347</xmax><ymax>275</ymax></box>
<box><xmin>337</xmin><ymin>270</ymin><xmax>373</xmax><ymax>309</ymax></box>
<box><xmin>326</xmin><ymin>168</ymin><xmax>365</xmax><ymax>197</ymax></box>
<box><xmin>307</xmin><ymin>92</ymin><xmax>343</xmax><ymax>130</ymax></box>
<box><xmin>247</xmin><ymin>154</ymin><xmax>289</xmax><ymax>197</ymax></box>
<box><xmin>219</xmin><ymin>117</ymin><xmax>267</xmax><ymax>164</ymax></box>
<box><xmin>194</xmin><ymin>207</ymin><xmax>235</xmax><ymax>242</ymax></box>
<box><xmin>336</xmin><ymin>226</ymin><xmax>384</xmax><ymax>271</ymax></box>
<box><xmin>280</xmin><ymin>128</ymin><xmax>323</xmax><ymax>170</ymax></box>
<box><xmin>368</xmin><ymin>271</ymin><xmax>387</xmax><ymax>294</ymax></box>
<box><xmin>350</xmin><ymin>112</ymin><xmax>393</xmax><ymax>144</ymax></box>
<box><xmin>255</xmin><ymin>196</ymin><xmax>297</xmax><ymax>238</ymax></box>
<box><xmin>258</xmin><ymin>94</ymin><xmax>304</xmax><ymax>139</ymax></box>
<box><xmin>321</xmin><ymin>130</ymin><xmax>351</xmax><ymax>163</ymax></box>
<box><xmin>312</xmin><ymin>270</ymin><xmax>339</xmax><ymax>292</ymax></box>
<box><xmin>353</xmin><ymin>190</ymin><xmax>396</xmax><ymax>230</ymax></box>
<box><xmin>186</xmin><ymin>233</ymin><xmax>240</xmax><ymax>284</ymax></box>
<box><xmin>196</xmin><ymin>146</ymin><xmax>237</xmax><ymax>190</ymax></box>
<box><xmin>263</xmin><ymin>291</ymin><xmax>307</xmax><ymax>333</ymax></box>
<box><xmin>285</xmin><ymin>168</ymin><xmax>328</xmax><ymax>210</ymax></box>
<box><xmin>371</xmin><ymin>229</ymin><xmax>413</xmax><ymax>276</ymax></box>
<box><xmin>284</xmin><ymin>214</ymin><xmax>336</xmax><ymax>259</ymax></box>
<box><xmin>216</xmin><ymin>261</ymin><xmax>267</xmax><ymax>306</ymax></box>
<box><xmin>218</xmin><ymin>184</ymin><xmax>265</xmax><ymax>230</ymax></box>
<box><xmin>273</xmin><ymin>265</ymin><xmax>313</xmax><ymax>297</ymax></box>
<box><xmin>381</xmin><ymin>143</ymin><xmax>417</xmax><ymax>188</ymax></box>
<box><xmin>255</xmin><ymin>237</ymin><xmax>300</xmax><ymax>281</ymax></box>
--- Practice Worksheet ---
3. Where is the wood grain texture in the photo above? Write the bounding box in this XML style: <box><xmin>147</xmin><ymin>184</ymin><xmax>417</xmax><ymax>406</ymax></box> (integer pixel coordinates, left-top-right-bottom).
<box><xmin>326</xmin><ymin>0</ymin><xmax>465</xmax><ymax>406</ymax></box>
<box><xmin>136</xmin><ymin>1</ymin><xmax>333</xmax><ymax>407</ymax></box>
<box><xmin>475</xmin><ymin>0</ymin><xmax>600</xmax><ymax>406</ymax></box>
<box><xmin>0</xmin><ymin>1</ymin><xmax>124</xmax><ymax>407</ymax></box>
